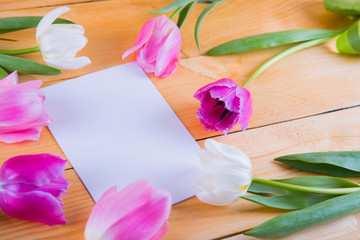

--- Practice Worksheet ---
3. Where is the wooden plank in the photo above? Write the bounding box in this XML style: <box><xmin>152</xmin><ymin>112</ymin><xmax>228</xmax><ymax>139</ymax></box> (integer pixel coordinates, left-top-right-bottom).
<box><xmin>0</xmin><ymin>0</ymin><xmax>358</xmax><ymax>140</ymax></box>
<box><xmin>0</xmin><ymin>104</ymin><xmax>359</xmax><ymax>240</ymax></box>
<box><xmin>155</xmin><ymin>50</ymin><xmax>360</xmax><ymax>139</ymax></box>
<box><xmin>165</xmin><ymin>106</ymin><xmax>360</xmax><ymax>239</ymax></box>
<box><xmin>0</xmin><ymin>169</ymin><xmax>94</xmax><ymax>240</ymax></box>
<box><xmin>0</xmin><ymin>0</ymin><xmax>351</xmax><ymax>82</ymax></box>
<box><xmin>0</xmin><ymin>0</ymin><xmax>104</xmax><ymax>11</ymax></box>
<box><xmin>0</xmin><ymin>127</ymin><xmax>72</xmax><ymax>169</ymax></box>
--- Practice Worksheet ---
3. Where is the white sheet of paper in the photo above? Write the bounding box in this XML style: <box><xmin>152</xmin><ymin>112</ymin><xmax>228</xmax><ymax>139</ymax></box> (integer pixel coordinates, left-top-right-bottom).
<box><xmin>43</xmin><ymin>62</ymin><xmax>200</xmax><ymax>203</ymax></box>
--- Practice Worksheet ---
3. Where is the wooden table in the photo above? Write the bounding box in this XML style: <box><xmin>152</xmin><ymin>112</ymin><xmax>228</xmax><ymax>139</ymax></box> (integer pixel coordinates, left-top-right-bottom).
<box><xmin>1</xmin><ymin>0</ymin><xmax>360</xmax><ymax>239</ymax></box>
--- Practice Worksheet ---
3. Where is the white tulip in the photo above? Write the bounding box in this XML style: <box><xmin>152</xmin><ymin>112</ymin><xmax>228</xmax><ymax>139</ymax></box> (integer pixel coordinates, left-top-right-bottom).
<box><xmin>196</xmin><ymin>139</ymin><xmax>252</xmax><ymax>206</ymax></box>
<box><xmin>36</xmin><ymin>7</ymin><xmax>91</xmax><ymax>70</ymax></box>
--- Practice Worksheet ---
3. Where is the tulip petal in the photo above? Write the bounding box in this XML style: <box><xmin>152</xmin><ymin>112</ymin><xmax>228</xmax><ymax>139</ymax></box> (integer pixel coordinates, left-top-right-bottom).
<box><xmin>36</xmin><ymin>6</ymin><xmax>70</xmax><ymax>39</ymax></box>
<box><xmin>0</xmin><ymin>82</ymin><xmax>45</xmax><ymax>127</ymax></box>
<box><xmin>0</xmin><ymin>81</ymin><xmax>51</xmax><ymax>137</ymax></box>
<box><xmin>0</xmin><ymin>127</ymin><xmax>42</xmax><ymax>143</ymax></box>
<box><xmin>44</xmin><ymin>56</ymin><xmax>91</xmax><ymax>70</ymax></box>
<box><xmin>123</xmin><ymin>15</ymin><xmax>181</xmax><ymax>77</ymax></box>
<box><xmin>155</xmin><ymin>25</ymin><xmax>182</xmax><ymax>77</ymax></box>
<box><xmin>209</xmin><ymin>86</ymin><xmax>240</xmax><ymax>113</ymax></box>
<box><xmin>0</xmin><ymin>72</ymin><xmax>51</xmax><ymax>143</ymax></box>
<box><xmin>194</xmin><ymin>78</ymin><xmax>237</xmax><ymax>101</ymax></box>
<box><xmin>196</xmin><ymin>92</ymin><xmax>240</xmax><ymax>134</ymax></box>
<box><xmin>197</xmin><ymin>189</ymin><xmax>240</xmax><ymax>206</ymax></box>
<box><xmin>102</xmin><ymin>189</ymin><xmax>172</xmax><ymax>240</ymax></box>
<box><xmin>0</xmin><ymin>190</ymin><xmax>66</xmax><ymax>225</ymax></box>
<box><xmin>196</xmin><ymin>139</ymin><xmax>253</xmax><ymax>206</ymax></box>
<box><xmin>0</xmin><ymin>71</ymin><xmax>18</xmax><ymax>88</ymax></box>
<box><xmin>157</xmin><ymin>56</ymin><xmax>180</xmax><ymax>77</ymax></box>
<box><xmin>39</xmin><ymin>24</ymin><xmax>88</xmax><ymax>58</ymax></box>
<box><xmin>236</xmin><ymin>87</ymin><xmax>253</xmax><ymax>130</ymax></box>
<box><xmin>0</xmin><ymin>154</ymin><xmax>67</xmax><ymax>187</ymax></box>
<box><xmin>205</xmin><ymin>139</ymin><xmax>252</xmax><ymax>168</ymax></box>
<box><xmin>85</xmin><ymin>180</ymin><xmax>154</xmax><ymax>240</ymax></box>
<box><xmin>149</xmin><ymin>221</ymin><xmax>169</xmax><ymax>240</ymax></box>
<box><xmin>197</xmin><ymin>168</ymin><xmax>251</xmax><ymax>193</ymax></box>
<box><xmin>135</xmin><ymin>16</ymin><xmax>172</xmax><ymax>73</ymax></box>
<box><xmin>122</xmin><ymin>17</ymin><xmax>156</xmax><ymax>59</ymax></box>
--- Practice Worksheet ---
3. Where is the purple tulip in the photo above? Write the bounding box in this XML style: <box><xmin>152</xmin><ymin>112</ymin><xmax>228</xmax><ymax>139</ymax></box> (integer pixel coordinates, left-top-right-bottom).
<box><xmin>122</xmin><ymin>15</ymin><xmax>182</xmax><ymax>78</ymax></box>
<box><xmin>194</xmin><ymin>78</ymin><xmax>253</xmax><ymax>134</ymax></box>
<box><xmin>0</xmin><ymin>154</ymin><xmax>69</xmax><ymax>225</ymax></box>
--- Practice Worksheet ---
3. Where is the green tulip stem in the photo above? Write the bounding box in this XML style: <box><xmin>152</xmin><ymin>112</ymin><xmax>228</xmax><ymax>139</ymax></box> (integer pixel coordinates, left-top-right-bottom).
<box><xmin>0</xmin><ymin>46</ymin><xmax>40</xmax><ymax>55</ymax></box>
<box><xmin>169</xmin><ymin>7</ymin><xmax>183</xmax><ymax>20</ymax></box>
<box><xmin>241</xmin><ymin>36</ymin><xmax>335</xmax><ymax>88</ymax></box>
<box><xmin>252</xmin><ymin>177</ymin><xmax>360</xmax><ymax>195</ymax></box>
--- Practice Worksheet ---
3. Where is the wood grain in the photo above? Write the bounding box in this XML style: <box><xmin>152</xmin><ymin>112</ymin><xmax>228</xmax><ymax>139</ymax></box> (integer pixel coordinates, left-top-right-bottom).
<box><xmin>165</xmin><ymin>106</ymin><xmax>360</xmax><ymax>239</ymax></box>
<box><xmin>0</xmin><ymin>0</ymin><xmax>352</xmax><ymax>81</ymax></box>
<box><xmin>1</xmin><ymin>0</ymin><xmax>360</xmax><ymax>239</ymax></box>
<box><xmin>0</xmin><ymin>0</ymin><xmax>359</xmax><ymax>141</ymax></box>
<box><xmin>0</xmin><ymin>0</ymin><xmax>107</xmax><ymax>11</ymax></box>
<box><xmin>0</xmin><ymin>127</ymin><xmax>72</xmax><ymax>169</ymax></box>
<box><xmin>1</xmin><ymin>105</ymin><xmax>358</xmax><ymax>240</ymax></box>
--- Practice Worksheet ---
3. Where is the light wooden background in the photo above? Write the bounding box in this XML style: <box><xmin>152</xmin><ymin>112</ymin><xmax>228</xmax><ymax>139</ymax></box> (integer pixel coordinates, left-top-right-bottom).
<box><xmin>1</xmin><ymin>0</ymin><xmax>360</xmax><ymax>239</ymax></box>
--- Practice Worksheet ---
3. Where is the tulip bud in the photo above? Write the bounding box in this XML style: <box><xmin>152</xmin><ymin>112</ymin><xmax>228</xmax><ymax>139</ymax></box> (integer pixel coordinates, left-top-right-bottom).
<box><xmin>122</xmin><ymin>15</ymin><xmax>182</xmax><ymax>78</ymax></box>
<box><xmin>336</xmin><ymin>20</ymin><xmax>360</xmax><ymax>54</ymax></box>
<box><xmin>196</xmin><ymin>139</ymin><xmax>252</xmax><ymax>206</ymax></box>
<box><xmin>0</xmin><ymin>72</ymin><xmax>51</xmax><ymax>143</ymax></box>
<box><xmin>325</xmin><ymin>0</ymin><xmax>360</xmax><ymax>19</ymax></box>
<box><xmin>84</xmin><ymin>180</ymin><xmax>172</xmax><ymax>240</ymax></box>
<box><xmin>193</xmin><ymin>78</ymin><xmax>253</xmax><ymax>135</ymax></box>
<box><xmin>0</xmin><ymin>154</ymin><xmax>69</xmax><ymax>225</ymax></box>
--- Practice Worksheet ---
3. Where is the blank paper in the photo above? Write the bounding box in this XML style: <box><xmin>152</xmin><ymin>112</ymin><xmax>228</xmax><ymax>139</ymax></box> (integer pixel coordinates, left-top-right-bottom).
<box><xmin>43</xmin><ymin>62</ymin><xmax>200</xmax><ymax>203</ymax></box>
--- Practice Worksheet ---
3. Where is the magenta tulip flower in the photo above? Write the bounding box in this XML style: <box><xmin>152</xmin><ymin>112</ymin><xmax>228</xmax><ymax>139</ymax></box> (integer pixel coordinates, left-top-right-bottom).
<box><xmin>194</xmin><ymin>78</ymin><xmax>253</xmax><ymax>135</ymax></box>
<box><xmin>122</xmin><ymin>15</ymin><xmax>182</xmax><ymax>78</ymax></box>
<box><xmin>0</xmin><ymin>72</ymin><xmax>51</xmax><ymax>143</ymax></box>
<box><xmin>84</xmin><ymin>180</ymin><xmax>172</xmax><ymax>240</ymax></box>
<box><xmin>0</xmin><ymin>154</ymin><xmax>69</xmax><ymax>225</ymax></box>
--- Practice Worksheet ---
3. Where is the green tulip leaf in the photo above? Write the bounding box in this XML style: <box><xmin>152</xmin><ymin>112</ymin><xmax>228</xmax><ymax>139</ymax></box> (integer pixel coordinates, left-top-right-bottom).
<box><xmin>276</xmin><ymin>176</ymin><xmax>360</xmax><ymax>188</ymax></box>
<box><xmin>275</xmin><ymin>152</ymin><xmax>360</xmax><ymax>177</ymax></box>
<box><xmin>245</xmin><ymin>190</ymin><xmax>360</xmax><ymax>238</ymax></box>
<box><xmin>336</xmin><ymin>20</ymin><xmax>360</xmax><ymax>54</ymax></box>
<box><xmin>249</xmin><ymin>176</ymin><xmax>360</xmax><ymax>194</ymax></box>
<box><xmin>195</xmin><ymin>0</ymin><xmax>226</xmax><ymax>51</ymax></box>
<box><xmin>247</xmin><ymin>176</ymin><xmax>359</xmax><ymax>209</ymax></box>
<box><xmin>0</xmin><ymin>54</ymin><xmax>61</xmax><ymax>75</ymax></box>
<box><xmin>0</xmin><ymin>66</ymin><xmax>8</xmax><ymax>79</ymax></box>
<box><xmin>246</xmin><ymin>176</ymin><xmax>359</xmax><ymax>210</ymax></box>
<box><xmin>151</xmin><ymin>0</ymin><xmax>194</xmax><ymax>14</ymax></box>
<box><xmin>204</xmin><ymin>29</ymin><xmax>343</xmax><ymax>55</ymax></box>
<box><xmin>248</xmin><ymin>182</ymin><xmax>290</xmax><ymax>195</ymax></box>
<box><xmin>242</xmin><ymin>193</ymin><xmax>336</xmax><ymax>210</ymax></box>
<box><xmin>325</xmin><ymin>0</ymin><xmax>360</xmax><ymax>18</ymax></box>
<box><xmin>177</xmin><ymin>0</ymin><xmax>197</xmax><ymax>29</ymax></box>
<box><xmin>0</xmin><ymin>17</ymin><xmax>74</xmax><ymax>34</ymax></box>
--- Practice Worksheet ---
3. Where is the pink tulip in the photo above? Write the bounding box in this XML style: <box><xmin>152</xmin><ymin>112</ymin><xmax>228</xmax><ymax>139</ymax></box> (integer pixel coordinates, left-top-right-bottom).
<box><xmin>0</xmin><ymin>72</ymin><xmax>51</xmax><ymax>143</ymax></box>
<box><xmin>122</xmin><ymin>15</ymin><xmax>182</xmax><ymax>78</ymax></box>
<box><xmin>194</xmin><ymin>78</ymin><xmax>253</xmax><ymax>135</ymax></box>
<box><xmin>0</xmin><ymin>154</ymin><xmax>69</xmax><ymax>225</ymax></box>
<box><xmin>84</xmin><ymin>180</ymin><xmax>172</xmax><ymax>240</ymax></box>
